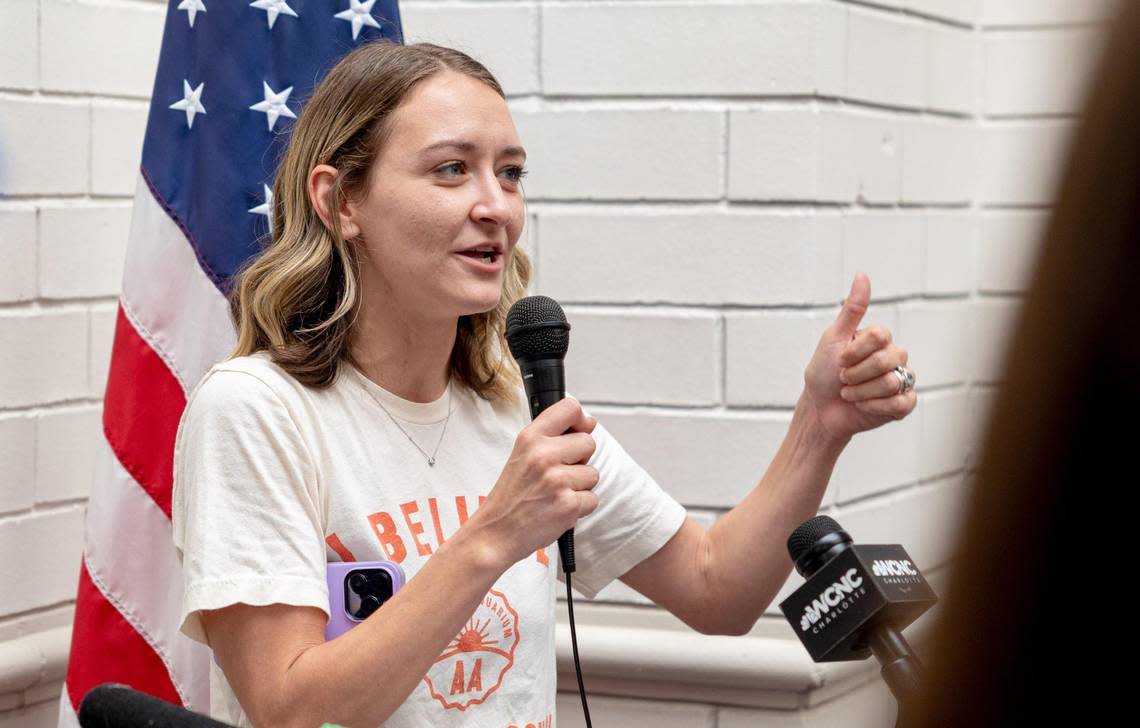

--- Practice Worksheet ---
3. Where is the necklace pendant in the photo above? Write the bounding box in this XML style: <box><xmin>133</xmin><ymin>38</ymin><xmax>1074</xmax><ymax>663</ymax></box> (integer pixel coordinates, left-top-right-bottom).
<box><xmin>428</xmin><ymin>457</ymin><xmax>435</xmax><ymax>466</ymax></box>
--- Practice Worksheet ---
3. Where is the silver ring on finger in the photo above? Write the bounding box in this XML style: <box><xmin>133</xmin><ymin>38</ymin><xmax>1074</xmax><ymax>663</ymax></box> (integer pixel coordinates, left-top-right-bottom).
<box><xmin>892</xmin><ymin>366</ymin><xmax>915</xmax><ymax>395</ymax></box>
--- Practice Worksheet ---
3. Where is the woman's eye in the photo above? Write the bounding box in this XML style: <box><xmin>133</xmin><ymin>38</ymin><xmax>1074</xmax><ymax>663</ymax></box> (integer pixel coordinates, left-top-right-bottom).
<box><xmin>436</xmin><ymin>162</ymin><xmax>529</xmax><ymax>184</ymax></box>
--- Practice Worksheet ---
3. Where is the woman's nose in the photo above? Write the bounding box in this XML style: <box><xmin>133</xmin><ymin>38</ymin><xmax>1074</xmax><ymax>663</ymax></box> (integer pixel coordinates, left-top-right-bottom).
<box><xmin>471</xmin><ymin>172</ymin><xmax>514</xmax><ymax>226</ymax></box>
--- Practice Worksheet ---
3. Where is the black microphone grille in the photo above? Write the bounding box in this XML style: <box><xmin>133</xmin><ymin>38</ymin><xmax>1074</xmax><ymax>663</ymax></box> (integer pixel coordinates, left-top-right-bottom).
<box><xmin>787</xmin><ymin>514</ymin><xmax>846</xmax><ymax>563</ymax></box>
<box><xmin>505</xmin><ymin>295</ymin><xmax>570</xmax><ymax>361</ymax></box>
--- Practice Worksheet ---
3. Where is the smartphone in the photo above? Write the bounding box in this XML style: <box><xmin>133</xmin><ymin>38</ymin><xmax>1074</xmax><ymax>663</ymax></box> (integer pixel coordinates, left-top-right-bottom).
<box><xmin>325</xmin><ymin>560</ymin><xmax>406</xmax><ymax>641</ymax></box>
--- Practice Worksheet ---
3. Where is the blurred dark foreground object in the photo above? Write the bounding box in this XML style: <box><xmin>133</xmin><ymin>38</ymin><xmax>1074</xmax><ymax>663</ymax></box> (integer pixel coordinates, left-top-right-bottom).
<box><xmin>77</xmin><ymin>683</ymin><xmax>235</xmax><ymax>728</ymax></box>
<box><xmin>898</xmin><ymin>3</ymin><xmax>1140</xmax><ymax>726</ymax></box>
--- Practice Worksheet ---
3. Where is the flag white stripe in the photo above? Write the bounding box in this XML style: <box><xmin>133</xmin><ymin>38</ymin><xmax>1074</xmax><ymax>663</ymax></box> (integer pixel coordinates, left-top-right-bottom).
<box><xmin>83</xmin><ymin>436</ymin><xmax>211</xmax><ymax>712</ymax></box>
<box><xmin>57</xmin><ymin>686</ymin><xmax>81</xmax><ymax>728</ymax></box>
<box><xmin>123</xmin><ymin>172</ymin><xmax>236</xmax><ymax>396</ymax></box>
<box><xmin>59</xmin><ymin>171</ymin><xmax>228</xmax><ymax>722</ymax></box>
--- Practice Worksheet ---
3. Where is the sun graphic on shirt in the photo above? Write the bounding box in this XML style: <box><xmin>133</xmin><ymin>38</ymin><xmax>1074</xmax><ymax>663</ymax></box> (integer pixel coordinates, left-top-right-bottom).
<box><xmin>424</xmin><ymin>588</ymin><xmax>520</xmax><ymax>712</ymax></box>
<box><xmin>439</xmin><ymin>617</ymin><xmax>508</xmax><ymax>660</ymax></box>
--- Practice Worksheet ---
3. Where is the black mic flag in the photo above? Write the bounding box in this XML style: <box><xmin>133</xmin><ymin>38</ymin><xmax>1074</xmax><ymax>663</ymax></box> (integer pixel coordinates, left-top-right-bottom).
<box><xmin>779</xmin><ymin>515</ymin><xmax>937</xmax><ymax>711</ymax></box>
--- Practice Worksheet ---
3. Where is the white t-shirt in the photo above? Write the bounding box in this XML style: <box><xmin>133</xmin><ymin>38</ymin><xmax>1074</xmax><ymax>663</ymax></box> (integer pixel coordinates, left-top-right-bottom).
<box><xmin>172</xmin><ymin>350</ymin><xmax>687</xmax><ymax>728</ymax></box>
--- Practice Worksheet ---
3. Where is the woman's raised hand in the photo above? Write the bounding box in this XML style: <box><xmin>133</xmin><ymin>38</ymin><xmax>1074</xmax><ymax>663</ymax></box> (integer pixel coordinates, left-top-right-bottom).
<box><xmin>801</xmin><ymin>272</ymin><xmax>918</xmax><ymax>444</ymax></box>
<box><xmin>475</xmin><ymin>396</ymin><xmax>600</xmax><ymax>568</ymax></box>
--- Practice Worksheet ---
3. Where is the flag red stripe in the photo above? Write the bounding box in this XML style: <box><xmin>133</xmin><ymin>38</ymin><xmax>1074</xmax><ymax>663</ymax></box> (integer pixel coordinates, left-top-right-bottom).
<box><xmin>102</xmin><ymin>305</ymin><xmax>187</xmax><ymax>519</ymax></box>
<box><xmin>65</xmin><ymin>561</ymin><xmax>182</xmax><ymax>711</ymax></box>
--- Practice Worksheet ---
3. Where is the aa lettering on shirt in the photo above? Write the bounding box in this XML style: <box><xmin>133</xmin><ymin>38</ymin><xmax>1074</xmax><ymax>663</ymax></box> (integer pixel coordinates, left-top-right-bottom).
<box><xmin>424</xmin><ymin>588</ymin><xmax>521</xmax><ymax>712</ymax></box>
<box><xmin>324</xmin><ymin>493</ymin><xmax>550</xmax><ymax>568</ymax></box>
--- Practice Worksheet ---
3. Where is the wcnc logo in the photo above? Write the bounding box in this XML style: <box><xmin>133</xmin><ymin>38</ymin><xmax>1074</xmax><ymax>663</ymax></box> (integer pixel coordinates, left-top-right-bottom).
<box><xmin>799</xmin><ymin>568</ymin><xmax>866</xmax><ymax>633</ymax></box>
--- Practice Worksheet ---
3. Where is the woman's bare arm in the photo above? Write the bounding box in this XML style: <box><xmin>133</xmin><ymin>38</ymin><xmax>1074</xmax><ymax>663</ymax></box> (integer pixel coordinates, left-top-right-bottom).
<box><xmin>201</xmin><ymin>511</ymin><xmax>508</xmax><ymax>728</ymax></box>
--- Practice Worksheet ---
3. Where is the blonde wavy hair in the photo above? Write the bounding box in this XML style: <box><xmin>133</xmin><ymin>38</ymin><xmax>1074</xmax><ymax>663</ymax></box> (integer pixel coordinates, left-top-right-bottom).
<box><xmin>228</xmin><ymin>40</ymin><xmax>530</xmax><ymax>404</ymax></box>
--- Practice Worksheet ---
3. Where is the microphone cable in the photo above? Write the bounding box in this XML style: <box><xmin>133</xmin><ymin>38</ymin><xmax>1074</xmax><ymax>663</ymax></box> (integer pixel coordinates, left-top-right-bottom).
<box><xmin>561</xmin><ymin>545</ymin><xmax>593</xmax><ymax>728</ymax></box>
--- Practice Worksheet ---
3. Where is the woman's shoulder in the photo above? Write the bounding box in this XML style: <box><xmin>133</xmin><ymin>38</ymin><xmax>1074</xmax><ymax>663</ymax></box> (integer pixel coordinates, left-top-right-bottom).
<box><xmin>208</xmin><ymin>349</ymin><xmax>290</xmax><ymax>381</ymax></box>
<box><xmin>187</xmin><ymin>350</ymin><xmax>308</xmax><ymax>414</ymax></box>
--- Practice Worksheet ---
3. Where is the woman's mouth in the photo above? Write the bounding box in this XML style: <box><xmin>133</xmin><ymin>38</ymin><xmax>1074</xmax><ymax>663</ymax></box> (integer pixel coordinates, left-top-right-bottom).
<box><xmin>456</xmin><ymin>249</ymin><xmax>503</xmax><ymax>272</ymax></box>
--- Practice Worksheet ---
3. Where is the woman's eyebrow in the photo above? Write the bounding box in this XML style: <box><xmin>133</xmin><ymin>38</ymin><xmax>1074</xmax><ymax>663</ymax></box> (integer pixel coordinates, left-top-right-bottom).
<box><xmin>419</xmin><ymin>139</ymin><xmax>527</xmax><ymax>161</ymax></box>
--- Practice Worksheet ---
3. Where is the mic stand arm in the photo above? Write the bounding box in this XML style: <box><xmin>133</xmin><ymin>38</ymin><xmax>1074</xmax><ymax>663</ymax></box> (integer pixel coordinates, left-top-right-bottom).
<box><xmin>868</xmin><ymin>624</ymin><xmax>925</xmax><ymax>727</ymax></box>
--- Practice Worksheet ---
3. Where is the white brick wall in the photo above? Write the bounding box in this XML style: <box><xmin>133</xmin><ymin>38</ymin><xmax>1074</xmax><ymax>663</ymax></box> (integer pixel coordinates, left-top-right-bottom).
<box><xmin>978</xmin><ymin>0</ymin><xmax>1119</xmax><ymax>27</ymax></box>
<box><xmin>846</xmin><ymin>8</ymin><xmax>927</xmax><ymax>108</ymax></box>
<box><xmin>514</xmin><ymin>108</ymin><xmax>724</xmax><ymax>199</ymax></box>
<box><xmin>0</xmin><ymin>414</ymin><xmax>36</xmax><ymax>514</ymax></box>
<box><xmin>38</xmin><ymin>203</ymin><xmax>131</xmax><ymax>298</ymax></box>
<box><xmin>0</xmin><ymin>0</ymin><xmax>1113</xmax><ymax>724</ymax></box>
<box><xmin>39</xmin><ymin>0</ymin><xmax>164</xmax><ymax>98</ymax></box>
<box><xmin>0</xmin><ymin>0</ymin><xmax>38</xmax><ymax>92</ymax></box>
<box><xmin>541</xmin><ymin>2</ymin><xmax>847</xmax><ymax>96</ymax></box>
<box><xmin>924</xmin><ymin>212</ymin><xmax>976</xmax><ymax>293</ymax></box>
<box><xmin>566</xmin><ymin>307</ymin><xmax>720</xmax><ymax>405</ymax></box>
<box><xmin>730</xmin><ymin>106</ymin><xmax>903</xmax><ymax>202</ymax></box>
<box><xmin>977</xmin><ymin>210</ymin><xmax>1048</xmax><ymax>292</ymax></box>
<box><xmin>0</xmin><ymin>206</ymin><xmax>37</xmax><ymax>302</ymax></box>
<box><xmin>983</xmin><ymin>27</ymin><xmax>1104</xmax><ymax>115</ymax></box>
<box><xmin>0</xmin><ymin>95</ymin><xmax>90</xmax><ymax>195</ymax></box>
<box><xmin>537</xmin><ymin>211</ymin><xmax>842</xmax><ymax>306</ymax></box>
<box><xmin>0</xmin><ymin>2</ymin><xmax>148</xmax><ymax>722</ymax></box>
<box><xmin>0</xmin><ymin>505</ymin><xmax>85</xmax><ymax>616</ymax></box>
<box><xmin>0</xmin><ymin>308</ymin><xmax>92</xmax><ymax>407</ymax></box>
<box><xmin>91</xmin><ymin>101</ymin><xmax>149</xmax><ymax>196</ymax></box>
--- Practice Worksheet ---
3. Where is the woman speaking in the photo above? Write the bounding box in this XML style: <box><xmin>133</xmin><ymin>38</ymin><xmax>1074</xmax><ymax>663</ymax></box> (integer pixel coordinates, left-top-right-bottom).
<box><xmin>172</xmin><ymin>40</ymin><xmax>918</xmax><ymax>728</ymax></box>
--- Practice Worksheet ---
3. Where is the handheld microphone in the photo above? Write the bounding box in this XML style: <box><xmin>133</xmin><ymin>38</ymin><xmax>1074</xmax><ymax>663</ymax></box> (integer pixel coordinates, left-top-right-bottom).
<box><xmin>505</xmin><ymin>294</ymin><xmax>595</xmax><ymax>728</ymax></box>
<box><xmin>78</xmin><ymin>683</ymin><xmax>236</xmax><ymax>727</ymax></box>
<box><xmin>504</xmin><ymin>295</ymin><xmax>576</xmax><ymax>573</ymax></box>
<box><xmin>778</xmin><ymin>515</ymin><xmax>937</xmax><ymax>710</ymax></box>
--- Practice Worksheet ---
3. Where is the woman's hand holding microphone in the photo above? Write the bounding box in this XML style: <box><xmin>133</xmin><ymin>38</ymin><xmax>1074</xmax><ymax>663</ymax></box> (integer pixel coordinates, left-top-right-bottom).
<box><xmin>473</xmin><ymin>396</ymin><xmax>600</xmax><ymax>569</ymax></box>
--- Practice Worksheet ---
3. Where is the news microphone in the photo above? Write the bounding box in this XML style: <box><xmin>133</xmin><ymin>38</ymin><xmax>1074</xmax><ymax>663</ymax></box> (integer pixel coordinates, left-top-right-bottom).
<box><xmin>504</xmin><ymin>295</ymin><xmax>576</xmax><ymax>573</ymax></box>
<box><xmin>778</xmin><ymin>515</ymin><xmax>937</xmax><ymax>711</ymax></box>
<box><xmin>77</xmin><ymin>683</ymin><xmax>236</xmax><ymax>727</ymax></box>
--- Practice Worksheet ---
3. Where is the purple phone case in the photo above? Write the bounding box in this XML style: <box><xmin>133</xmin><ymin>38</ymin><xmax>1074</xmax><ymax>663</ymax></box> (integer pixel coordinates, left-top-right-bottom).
<box><xmin>325</xmin><ymin>560</ymin><xmax>406</xmax><ymax>641</ymax></box>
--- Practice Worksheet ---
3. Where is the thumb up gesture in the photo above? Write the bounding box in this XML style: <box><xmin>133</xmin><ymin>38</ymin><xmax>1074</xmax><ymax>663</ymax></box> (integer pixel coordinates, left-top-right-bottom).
<box><xmin>801</xmin><ymin>272</ymin><xmax>918</xmax><ymax>444</ymax></box>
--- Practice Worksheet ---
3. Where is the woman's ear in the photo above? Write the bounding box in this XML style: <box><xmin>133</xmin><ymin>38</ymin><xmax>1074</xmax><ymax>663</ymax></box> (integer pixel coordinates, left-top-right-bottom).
<box><xmin>308</xmin><ymin>164</ymin><xmax>361</xmax><ymax>240</ymax></box>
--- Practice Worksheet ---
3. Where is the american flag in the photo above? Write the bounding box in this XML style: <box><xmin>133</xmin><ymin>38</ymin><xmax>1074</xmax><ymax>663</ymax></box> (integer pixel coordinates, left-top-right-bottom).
<box><xmin>59</xmin><ymin>1</ymin><xmax>404</xmax><ymax>724</ymax></box>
